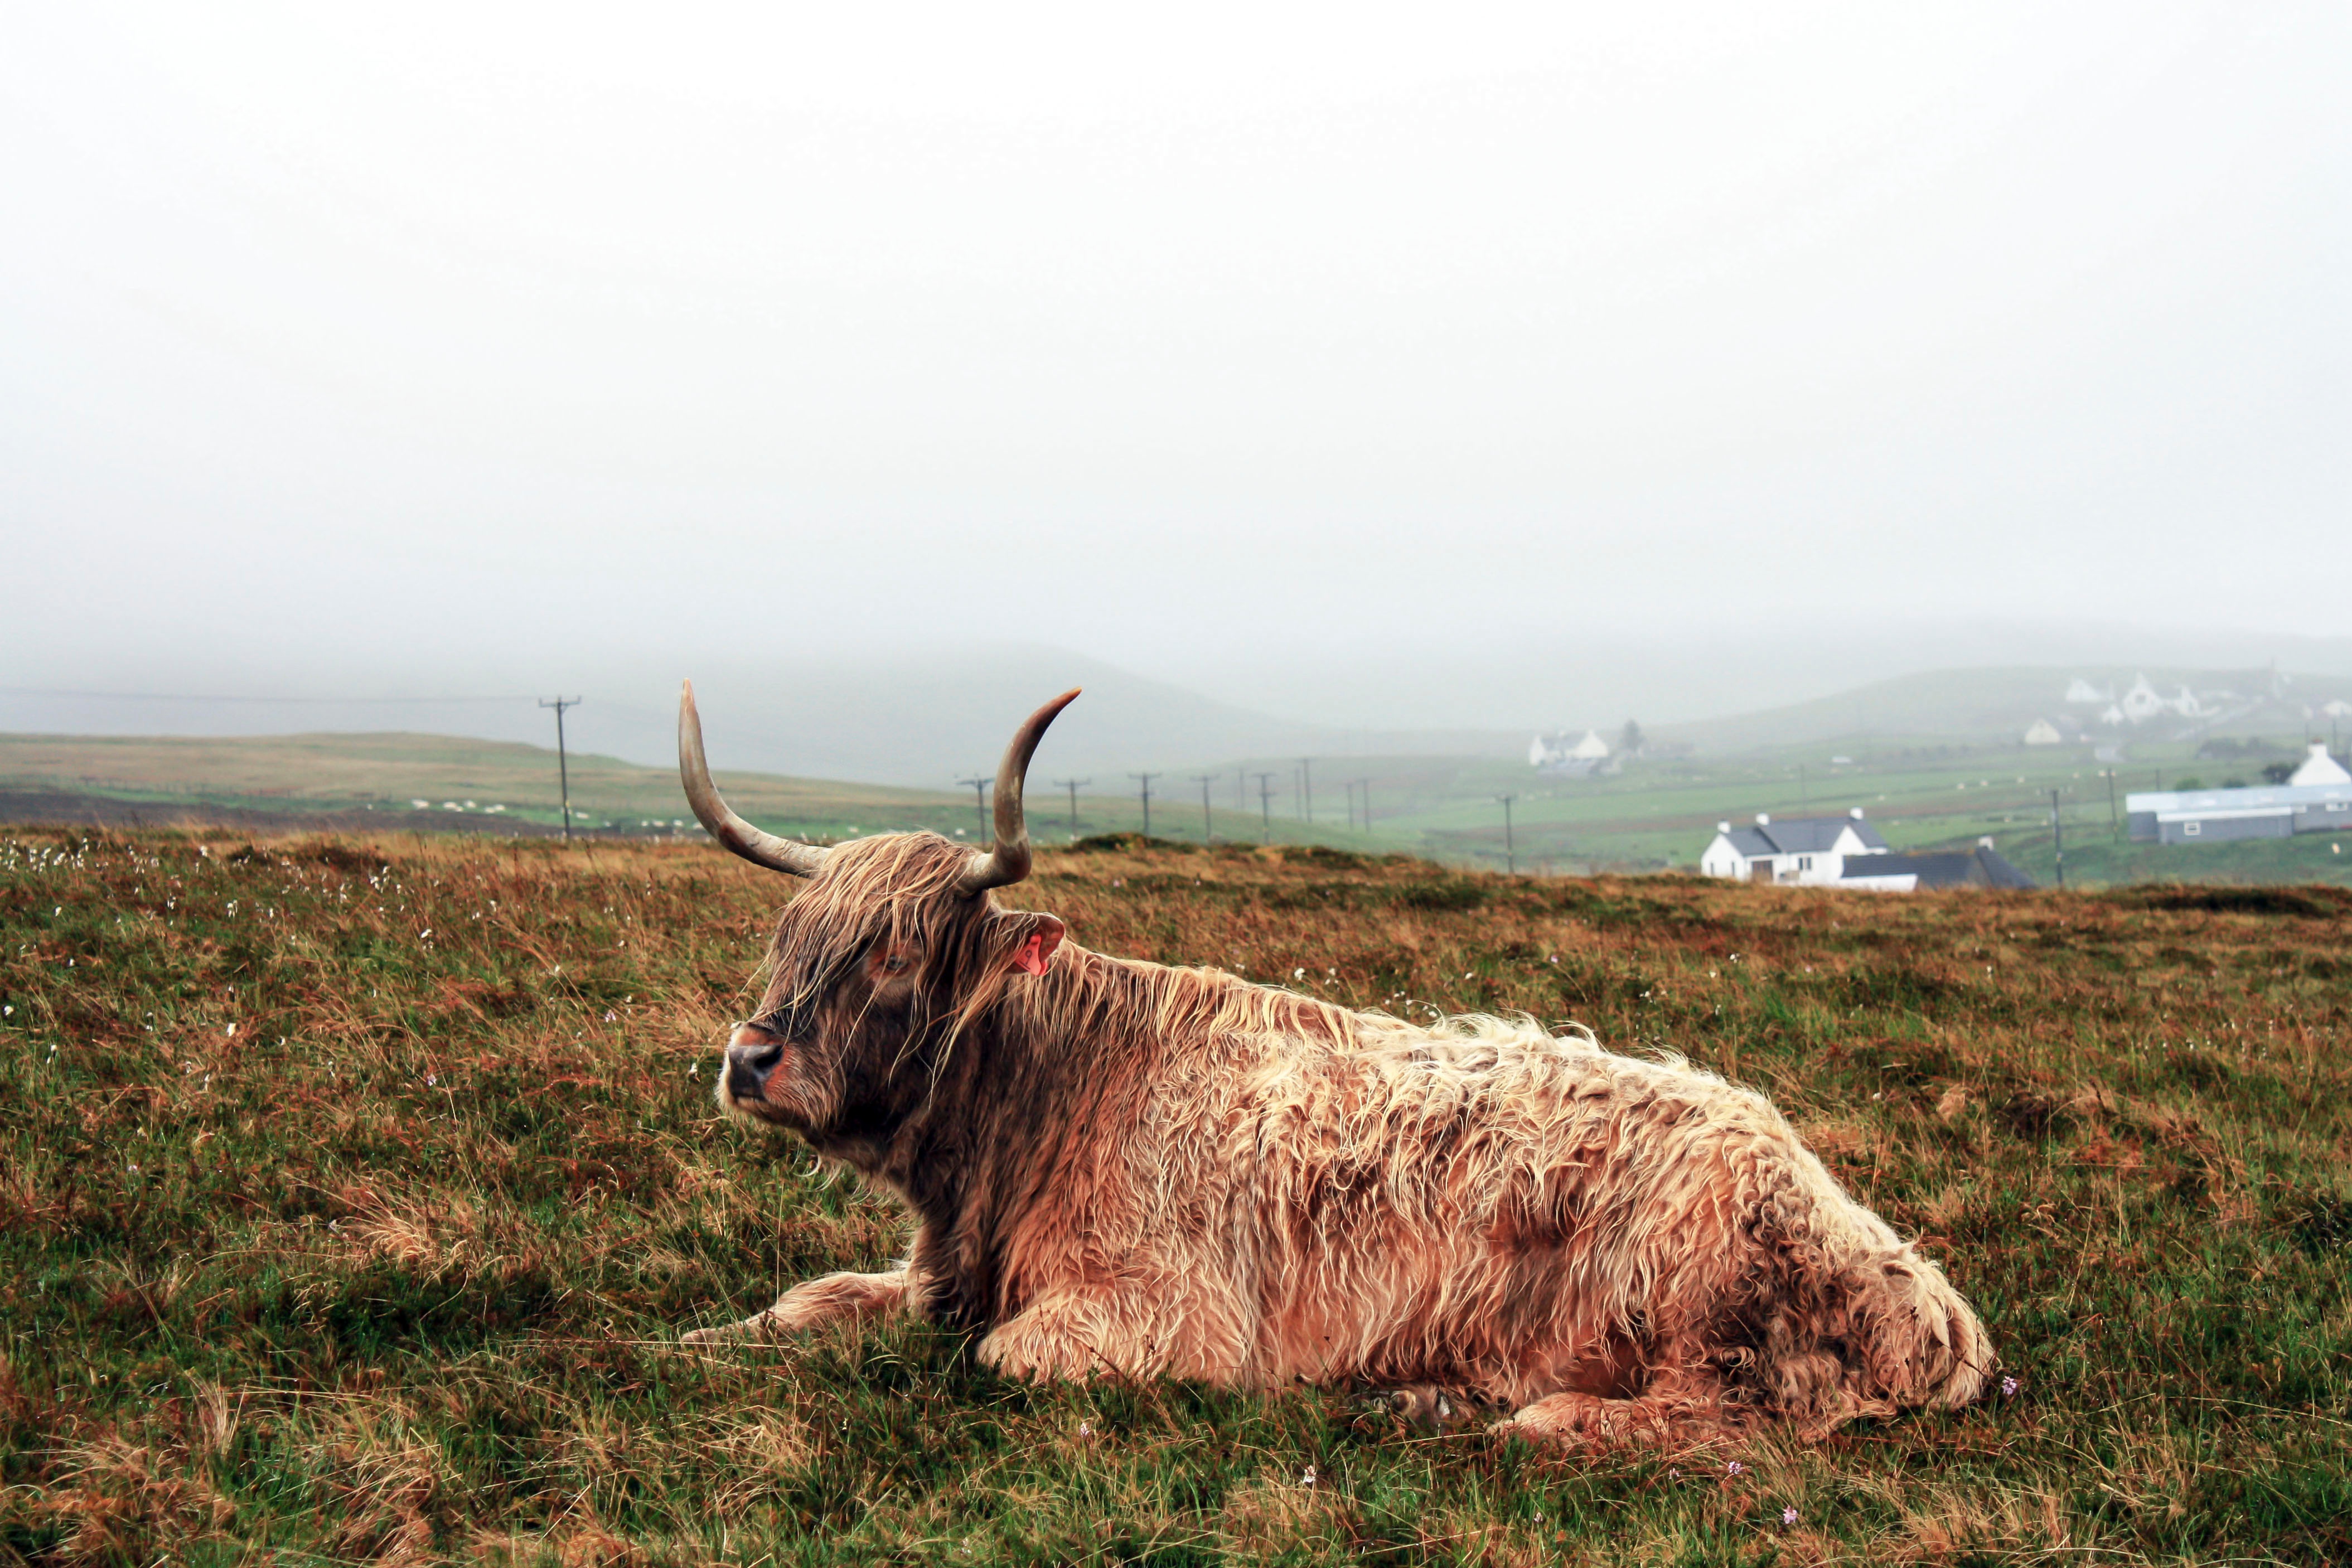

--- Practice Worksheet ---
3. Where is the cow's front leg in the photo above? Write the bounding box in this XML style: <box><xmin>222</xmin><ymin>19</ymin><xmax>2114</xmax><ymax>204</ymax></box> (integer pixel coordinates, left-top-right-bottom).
<box><xmin>1490</xmin><ymin>1366</ymin><xmax>1734</xmax><ymax>1449</ymax></box>
<box><xmin>680</xmin><ymin>1267</ymin><xmax>909</xmax><ymax>1346</ymax></box>
<box><xmin>977</xmin><ymin>1286</ymin><xmax>1190</xmax><ymax>1383</ymax></box>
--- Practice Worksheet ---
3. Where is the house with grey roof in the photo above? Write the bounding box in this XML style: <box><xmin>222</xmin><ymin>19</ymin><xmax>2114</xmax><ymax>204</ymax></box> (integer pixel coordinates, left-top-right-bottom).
<box><xmin>2124</xmin><ymin>756</ymin><xmax>2352</xmax><ymax>845</ymax></box>
<box><xmin>1838</xmin><ymin>841</ymin><xmax>2038</xmax><ymax>892</ymax></box>
<box><xmin>1700</xmin><ymin>809</ymin><xmax>1890</xmax><ymax>885</ymax></box>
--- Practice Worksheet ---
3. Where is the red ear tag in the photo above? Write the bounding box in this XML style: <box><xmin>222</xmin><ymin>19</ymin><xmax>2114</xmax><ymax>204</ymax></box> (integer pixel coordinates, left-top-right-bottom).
<box><xmin>1013</xmin><ymin>933</ymin><xmax>1051</xmax><ymax>976</ymax></box>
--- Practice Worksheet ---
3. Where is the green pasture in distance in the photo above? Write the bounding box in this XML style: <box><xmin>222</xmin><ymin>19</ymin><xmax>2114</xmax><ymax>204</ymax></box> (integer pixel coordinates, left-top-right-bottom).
<box><xmin>4</xmin><ymin>726</ymin><xmax>2345</xmax><ymax>884</ymax></box>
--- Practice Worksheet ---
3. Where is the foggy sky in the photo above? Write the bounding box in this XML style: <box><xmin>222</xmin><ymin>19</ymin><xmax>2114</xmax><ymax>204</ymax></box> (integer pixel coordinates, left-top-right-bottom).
<box><xmin>5</xmin><ymin>3</ymin><xmax>2347</xmax><ymax>747</ymax></box>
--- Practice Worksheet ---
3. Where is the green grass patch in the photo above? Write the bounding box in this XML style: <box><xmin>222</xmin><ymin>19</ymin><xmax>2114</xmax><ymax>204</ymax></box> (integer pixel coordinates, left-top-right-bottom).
<box><xmin>3</xmin><ymin>832</ymin><xmax>2348</xmax><ymax>1563</ymax></box>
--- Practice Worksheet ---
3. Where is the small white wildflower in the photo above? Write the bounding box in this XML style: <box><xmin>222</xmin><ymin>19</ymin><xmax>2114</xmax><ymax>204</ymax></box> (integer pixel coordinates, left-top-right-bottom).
<box><xmin>604</xmin><ymin>1010</ymin><xmax>617</xmax><ymax>1022</ymax></box>
<box><xmin>225</xmin><ymin>1023</ymin><xmax>236</xmax><ymax>1037</ymax></box>
<box><xmin>425</xmin><ymin>1072</ymin><xmax>437</xmax><ymax>1086</ymax></box>
<box><xmin>1300</xmin><ymin>1465</ymin><xmax>1317</xmax><ymax>1488</ymax></box>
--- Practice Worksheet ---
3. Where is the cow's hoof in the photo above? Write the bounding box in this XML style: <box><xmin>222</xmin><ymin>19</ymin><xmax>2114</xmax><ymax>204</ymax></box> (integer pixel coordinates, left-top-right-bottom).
<box><xmin>1366</xmin><ymin>1385</ymin><xmax>1477</xmax><ymax>1431</ymax></box>
<box><xmin>678</xmin><ymin>1313</ymin><xmax>775</xmax><ymax>1347</ymax></box>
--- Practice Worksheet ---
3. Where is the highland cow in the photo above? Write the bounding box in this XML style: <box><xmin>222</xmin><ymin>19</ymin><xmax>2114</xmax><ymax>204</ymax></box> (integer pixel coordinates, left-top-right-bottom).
<box><xmin>676</xmin><ymin>683</ymin><xmax>1991</xmax><ymax>1443</ymax></box>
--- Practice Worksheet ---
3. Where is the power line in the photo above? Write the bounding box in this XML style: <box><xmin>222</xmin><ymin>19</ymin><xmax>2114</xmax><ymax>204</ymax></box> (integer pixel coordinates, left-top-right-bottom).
<box><xmin>1190</xmin><ymin>774</ymin><xmax>1220</xmax><ymax>843</ymax></box>
<box><xmin>1252</xmin><ymin>771</ymin><xmax>1277</xmax><ymax>844</ymax></box>
<box><xmin>2050</xmin><ymin>787</ymin><xmax>2065</xmax><ymax>889</ymax></box>
<box><xmin>1051</xmin><ymin>777</ymin><xmax>1090</xmax><ymax>837</ymax></box>
<box><xmin>1128</xmin><ymin>772</ymin><xmax>1159</xmax><ymax>839</ymax></box>
<box><xmin>954</xmin><ymin>776</ymin><xmax>992</xmax><ymax>843</ymax></box>
<box><xmin>539</xmin><ymin>697</ymin><xmax>582</xmax><ymax>843</ymax></box>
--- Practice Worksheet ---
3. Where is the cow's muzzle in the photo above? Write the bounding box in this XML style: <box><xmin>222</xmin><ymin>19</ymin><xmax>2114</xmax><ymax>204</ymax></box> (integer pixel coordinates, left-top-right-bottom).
<box><xmin>724</xmin><ymin>1021</ymin><xmax>785</xmax><ymax>1103</ymax></box>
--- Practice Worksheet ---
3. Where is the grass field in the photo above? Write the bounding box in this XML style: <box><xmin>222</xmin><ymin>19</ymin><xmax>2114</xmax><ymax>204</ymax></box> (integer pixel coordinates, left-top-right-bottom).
<box><xmin>13</xmin><ymin>728</ymin><xmax>2351</xmax><ymax>889</ymax></box>
<box><xmin>4</xmin><ymin>829</ymin><xmax>2348</xmax><ymax>1564</ymax></box>
<box><xmin>0</xmin><ymin>734</ymin><xmax>971</xmax><ymax>841</ymax></box>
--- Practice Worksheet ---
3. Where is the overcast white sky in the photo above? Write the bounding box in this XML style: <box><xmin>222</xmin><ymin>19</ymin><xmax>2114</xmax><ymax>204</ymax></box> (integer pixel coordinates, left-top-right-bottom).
<box><xmin>4</xmin><ymin>2</ymin><xmax>2346</xmax><ymax>737</ymax></box>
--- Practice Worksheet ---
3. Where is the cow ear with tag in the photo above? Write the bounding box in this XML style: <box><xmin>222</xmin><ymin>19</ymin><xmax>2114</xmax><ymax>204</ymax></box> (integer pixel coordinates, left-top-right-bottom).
<box><xmin>1009</xmin><ymin>913</ymin><xmax>1066</xmax><ymax>977</ymax></box>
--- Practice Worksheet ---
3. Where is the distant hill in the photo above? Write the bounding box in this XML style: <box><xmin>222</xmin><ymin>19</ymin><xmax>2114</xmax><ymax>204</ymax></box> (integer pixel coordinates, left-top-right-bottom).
<box><xmin>1657</xmin><ymin>665</ymin><xmax>2350</xmax><ymax>753</ymax></box>
<box><xmin>0</xmin><ymin>731</ymin><xmax>968</xmax><ymax>839</ymax></box>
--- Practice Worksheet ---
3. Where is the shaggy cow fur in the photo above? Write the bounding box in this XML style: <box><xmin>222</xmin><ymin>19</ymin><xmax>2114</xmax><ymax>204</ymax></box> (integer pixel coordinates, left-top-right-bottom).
<box><xmin>688</xmin><ymin>830</ymin><xmax>1992</xmax><ymax>1444</ymax></box>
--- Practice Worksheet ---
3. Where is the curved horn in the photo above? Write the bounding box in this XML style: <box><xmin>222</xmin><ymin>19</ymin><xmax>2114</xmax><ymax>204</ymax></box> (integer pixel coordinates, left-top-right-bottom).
<box><xmin>679</xmin><ymin>680</ymin><xmax>831</xmax><ymax>877</ymax></box>
<box><xmin>956</xmin><ymin>688</ymin><xmax>1082</xmax><ymax>895</ymax></box>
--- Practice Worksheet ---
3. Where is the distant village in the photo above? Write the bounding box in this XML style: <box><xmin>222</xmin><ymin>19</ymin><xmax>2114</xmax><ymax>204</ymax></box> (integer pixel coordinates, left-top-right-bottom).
<box><xmin>1530</xmin><ymin>670</ymin><xmax>2352</xmax><ymax>892</ymax></box>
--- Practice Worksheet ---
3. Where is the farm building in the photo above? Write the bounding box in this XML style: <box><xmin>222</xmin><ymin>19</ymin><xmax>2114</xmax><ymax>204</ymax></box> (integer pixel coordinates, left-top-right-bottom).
<box><xmin>1528</xmin><ymin>729</ymin><xmax>1614</xmax><ymax>777</ymax></box>
<box><xmin>2022</xmin><ymin>718</ymin><xmax>2063</xmax><ymax>746</ymax></box>
<box><xmin>1700</xmin><ymin>809</ymin><xmax>1890</xmax><ymax>885</ymax></box>
<box><xmin>1837</xmin><ymin>841</ymin><xmax>2038</xmax><ymax>892</ymax></box>
<box><xmin>1529</xmin><ymin>729</ymin><xmax>1609</xmax><ymax>764</ymax></box>
<box><xmin>2124</xmin><ymin>749</ymin><xmax>2352</xmax><ymax>844</ymax></box>
<box><xmin>2290</xmin><ymin>742</ymin><xmax>2352</xmax><ymax>787</ymax></box>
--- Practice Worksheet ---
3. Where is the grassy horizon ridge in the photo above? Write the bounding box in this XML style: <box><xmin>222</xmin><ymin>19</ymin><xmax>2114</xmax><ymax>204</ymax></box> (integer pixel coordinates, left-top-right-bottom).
<box><xmin>2</xmin><ymin>829</ymin><xmax>2348</xmax><ymax>1564</ymax></box>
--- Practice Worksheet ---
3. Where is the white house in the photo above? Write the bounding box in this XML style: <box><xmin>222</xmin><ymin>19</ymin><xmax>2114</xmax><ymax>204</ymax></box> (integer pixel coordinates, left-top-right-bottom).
<box><xmin>2117</xmin><ymin>673</ymin><xmax>2207</xmax><ymax>725</ymax></box>
<box><xmin>2022</xmin><ymin>719</ymin><xmax>2063</xmax><ymax>746</ymax></box>
<box><xmin>2290</xmin><ymin>741</ymin><xmax>2352</xmax><ymax>787</ymax></box>
<box><xmin>1529</xmin><ymin>729</ymin><xmax>1613</xmax><ymax>775</ymax></box>
<box><xmin>1700</xmin><ymin>807</ymin><xmax>1892</xmax><ymax>885</ymax></box>
<box><xmin>2064</xmin><ymin>678</ymin><xmax>2113</xmax><ymax>705</ymax></box>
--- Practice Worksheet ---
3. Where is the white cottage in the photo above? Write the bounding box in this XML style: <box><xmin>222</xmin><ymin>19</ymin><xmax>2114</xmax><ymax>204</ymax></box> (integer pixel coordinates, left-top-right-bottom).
<box><xmin>2290</xmin><ymin>742</ymin><xmax>2352</xmax><ymax>787</ymax></box>
<box><xmin>1528</xmin><ymin>729</ymin><xmax>1613</xmax><ymax>775</ymax></box>
<box><xmin>1700</xmin><ymin>808</ymin><xmax>1893</xmax><ymax>885</ymax></box>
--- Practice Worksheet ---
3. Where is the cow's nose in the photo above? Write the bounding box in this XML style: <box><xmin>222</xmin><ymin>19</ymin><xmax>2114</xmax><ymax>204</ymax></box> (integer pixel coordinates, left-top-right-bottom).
<box><xmin>725</xmin><ymin>1022</ymin><xmax>785</xmax><ymax>1100</ymax></box>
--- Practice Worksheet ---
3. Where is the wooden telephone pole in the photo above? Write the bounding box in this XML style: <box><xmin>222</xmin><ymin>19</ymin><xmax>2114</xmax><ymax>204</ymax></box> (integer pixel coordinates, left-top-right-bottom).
<box><xmin>539</xmin><ymin>696</ymin><xmax>582</xmax><ymax>843</ymax></box>
<box><xmin>1190</xmin><ymin>775</ymin><xmax>1219</xmax><ymax>843</ymax></box>
<box><xmin>1051</xmin><ymin>778</ymin><xmax>1090</xmax><ymax>836</ymax></box>
<box><xmin>954</xmin><ymin>777</ymin><xmax>991</xmax><ymax>843</ymax></box>
<box><xmin>1129</xmin><ymin>773</ymin><xmax>1159</xmax><ymax>839</ymax></box>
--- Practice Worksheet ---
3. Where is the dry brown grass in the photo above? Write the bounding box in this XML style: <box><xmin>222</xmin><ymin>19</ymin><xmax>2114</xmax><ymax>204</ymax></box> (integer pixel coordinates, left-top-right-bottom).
<box><xmin>0</xmin><ymin>829</ymin><xmax>2346</xmax><ymax>1564</ymax></box>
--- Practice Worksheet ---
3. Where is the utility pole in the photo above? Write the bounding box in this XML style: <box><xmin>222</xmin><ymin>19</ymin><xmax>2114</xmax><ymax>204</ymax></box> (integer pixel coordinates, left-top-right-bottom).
<box><xmin>1299</xmin><ymin>758</ymin><xmax>1313</xmax><ymax>824</ymax></box>
<box><xmin>1253</xmin><ymin>771</ymin><xmax>1277</xmax><ymax>844</ymax></box>
<box><xmin>1190</xmin><ymin>774</ymin><xmax>1219</xmax><ymax>843</ymax></box>
<box><xmin>1356</xmin><ymin>777</ymin><xmax>1372</xmax><ymax>832</ymax></box>
<box><xmin>539</xmin><ymin>696</ymin><xmax>582</xmax><ymax>843</ymax></box>
<box><xmin>954</xmin><ymin>776</ymin><xmax>991</xmax><ymax>843</ymax></box>
<box><xmin>1343</xmin><ymin>779</ymin><xmax>1357</xmax><ymax>830</ymax></box>
<box><xmin>2050</xmin><ymin>787</ymin><xmax>2065</xmax><ymax>889</ymax></box>
<box><xmin>1052</xmin><ymin>778</ymin><xmax>1090</xmax><ymax>836</ymax></box>
<box><xmin>1497</xmin><ymin>793</ymin><xmax>1517</xmax><ymax>874</ymax></box>
<box><xmin>1129</xmin><ymin>772</ymin><xmax>1159</xmax><ymax>839</ymax></box>
<box><xmin>2106</xmin><ymin>769</ymin><xmax>2119</xmax><ymax>841</ymax></box>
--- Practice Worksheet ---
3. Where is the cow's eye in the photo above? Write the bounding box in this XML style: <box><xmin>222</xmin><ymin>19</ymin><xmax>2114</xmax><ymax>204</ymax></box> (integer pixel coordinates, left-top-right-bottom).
<box><xmin>880</xmin><ymin>954</ymin><xmax>912</xmax><ymax>975</ymax></box>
